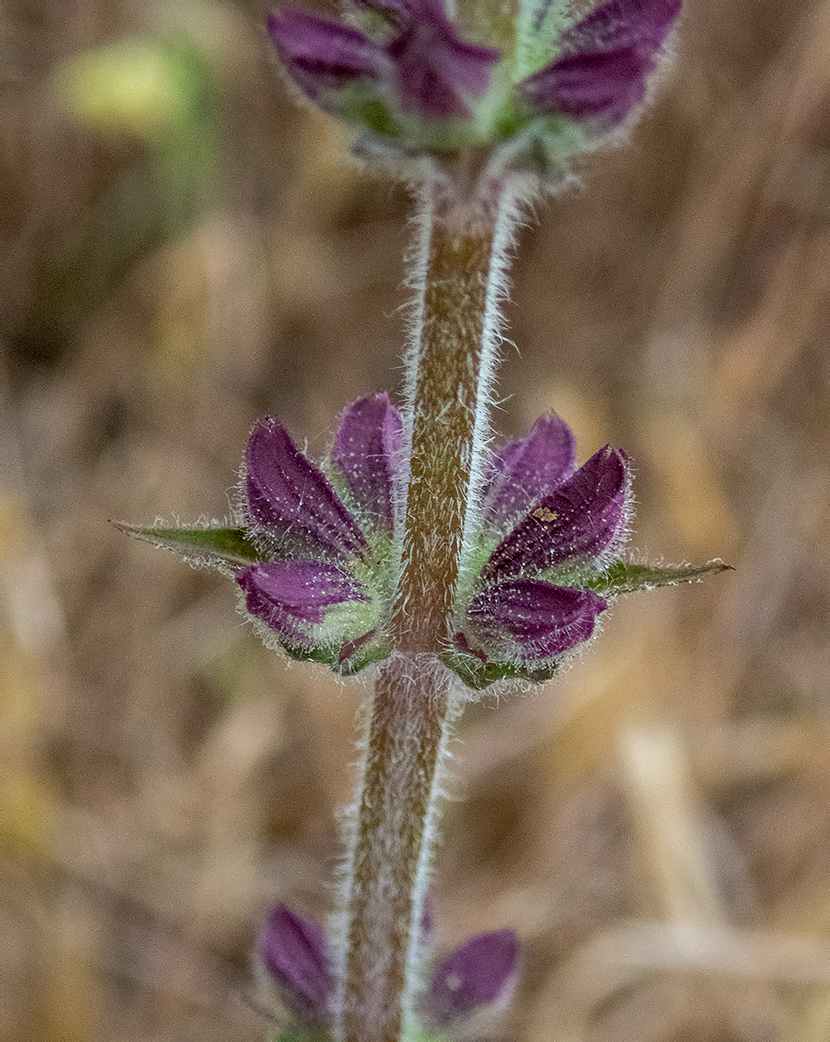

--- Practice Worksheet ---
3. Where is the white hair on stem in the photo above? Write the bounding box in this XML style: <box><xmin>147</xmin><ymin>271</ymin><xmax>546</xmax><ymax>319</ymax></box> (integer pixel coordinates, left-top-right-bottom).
<box><xmin>457</xmin><ymin>179</ymin><xmax>530</xmax><ymax>596</ymax></box>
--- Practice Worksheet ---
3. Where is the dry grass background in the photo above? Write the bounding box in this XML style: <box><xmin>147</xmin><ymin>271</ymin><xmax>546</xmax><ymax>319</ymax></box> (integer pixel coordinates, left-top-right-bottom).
<box><xmin>1</xmin><ymin>1</ymin><xmax>829</xmax><ymax>1039</ymax></box>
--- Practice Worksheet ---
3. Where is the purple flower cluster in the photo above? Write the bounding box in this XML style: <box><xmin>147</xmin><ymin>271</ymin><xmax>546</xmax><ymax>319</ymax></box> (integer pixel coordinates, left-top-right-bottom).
<box><xmin>125</xmin><ymin>390</ymin><xmax>725</xmax><ymax>688</ymax></box>
<box><xmin>257</xmin><ymin>904</ymin><xmax>520</xmax><ymax>1037</ymax></box>
<box><xmin>234</xmin><ymin>393</ymin><xmax>631</xmax><ymax>686</ymax></box>
<box><xmin>266</xmin><ymin>0</ymin><xmax>682</xmax><ymax>161</ymax></box>
<box><xmin>269</xmin><ymin>0</ymin><xmax>500</xmax><ymax>120</ymax></box>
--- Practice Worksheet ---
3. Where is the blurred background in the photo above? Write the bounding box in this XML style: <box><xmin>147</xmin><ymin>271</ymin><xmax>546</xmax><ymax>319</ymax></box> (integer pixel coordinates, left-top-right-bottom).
<box><xmin>1</xmin><ymin>1</ymin><xmax>828</xmax><ymax>1039</ymax></box>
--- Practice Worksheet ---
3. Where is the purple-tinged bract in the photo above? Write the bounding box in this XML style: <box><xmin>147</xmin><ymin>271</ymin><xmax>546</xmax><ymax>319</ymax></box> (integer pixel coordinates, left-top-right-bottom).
<box><xmin>482</xmin><ymin>444</ymin><xmax>631</xmax><ymax>580</ymax></box>
<box><xmin>482</xmin><ymin>412</ymin><xmax>575</xmax><ymax>530</ymax></box>
<box><xmin>256</xmin><ymin>906</ymin><xmax>521</xmax><ymax>1035</ymax></box>
<box><xmin>238</xmin><ymin>560</ymin><xmax>369</xmax><ymax>643</ymax></box>
<box><xmin>257</xmin><ymin>905</ymin><xmax>333</xmax><ymax>1027</ymax></box>
<box><xmin>517</xmin><ymin>0</ymin><xmax>682</xmax><ymax>131</ymax></box>
<box><xmin>559</xmin><ymin>0</ymin><xmax>683</xmax><ymax>54</ymax></box>
<box><xmin>467</xmin><ymin>579</ymin><xmax>608</xmax><ymax>662</ymax></box>
<box><xmin>384</xmin><ymin>0</ymin><xmax>501</xmax><ymax>117</ymax></box>
<box><xmin>518</xmin><ymin>46</ymin><xmax>652</xmax><ymax>127</ymax></box>
<box><xmin>267</xmin><ymin>10</ymin><xmax>389</xmax><ymax>100</ymax></box>
<box><xmin>334</xmin><ymin>391</ymin><xmax>404</xmax><ymax>534</ymax></box>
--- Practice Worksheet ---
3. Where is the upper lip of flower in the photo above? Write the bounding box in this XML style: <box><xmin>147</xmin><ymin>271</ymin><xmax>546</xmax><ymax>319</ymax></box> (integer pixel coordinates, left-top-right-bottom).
<box><xmin>244</xmin><ymin>415</ymin><xmax>371</xmax><ymax>562</ymax></box>
<box><xmin>481</xmin><ymin>442</ymin><xmax>631</xmax><ymax>581</ymax></box>
<box><xmin>243</xmin><ymin>392</ymin><xmax>404</xmax><ymax>562</ymax></box>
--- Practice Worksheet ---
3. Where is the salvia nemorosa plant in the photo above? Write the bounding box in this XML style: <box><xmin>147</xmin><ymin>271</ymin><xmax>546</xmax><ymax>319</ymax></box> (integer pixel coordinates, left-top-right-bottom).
<box><xmin>121</xmin><ymin>0</ymin><xmax>730</xmax><ymax>1038</ymax></box>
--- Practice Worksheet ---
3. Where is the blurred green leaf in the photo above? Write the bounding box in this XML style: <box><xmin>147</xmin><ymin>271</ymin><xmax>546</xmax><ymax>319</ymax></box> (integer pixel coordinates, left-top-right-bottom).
<box><xmin>45</xmin><ymin>34</ymin><xmax>221</xmax><ymax>333</ymax></box>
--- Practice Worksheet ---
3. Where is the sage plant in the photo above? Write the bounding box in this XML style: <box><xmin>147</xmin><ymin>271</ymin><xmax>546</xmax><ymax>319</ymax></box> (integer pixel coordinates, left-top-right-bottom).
<box><xmin>122</xmin><ymin>0</ymin><xmax>729</xmax><ymax>1038</ymax></box>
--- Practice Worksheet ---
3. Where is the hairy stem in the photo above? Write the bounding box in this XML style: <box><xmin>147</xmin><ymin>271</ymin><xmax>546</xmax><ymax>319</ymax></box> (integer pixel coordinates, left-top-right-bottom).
<box><xmin>335</xmin><ymin>173</ymin><xmax>520</xmax><ymax>1042</ymax></box>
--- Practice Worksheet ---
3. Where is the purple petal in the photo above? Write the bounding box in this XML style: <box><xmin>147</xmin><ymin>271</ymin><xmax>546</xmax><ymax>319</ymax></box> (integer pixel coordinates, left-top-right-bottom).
<box><xmin>467</xmin><ymin>578</ymin><xmax>607</xmax><ymax>661</ymax></box>
<box><xmin>257</xmin><ymin>905</ymin><xmax>333</xmax><ymax>1026</ymax></box>
<box><xmin>238</xmin><ymin>560</ymin><xmax>369</xmax><ymax>643</ymax></box>
<box><xmin>561</xmin><ymin>0</ymin><xmax>682</xmax><ymax>55</ymax></box>
<box><xmin>518</xmin><ymin>46</ymin><xmax>651</xmax><ymax>126</ymax></box>
<box><xmin>519</xmin><ymin>0</ymin><xmax>681</xmax><ymax>126</ymax></box>
<box><xmin>333</xmin><ymin>393</ymin><xmax>404</xmax><ymax>534</ymax></box>
<box><xmin>245</xmin><ymin>418</ymin><xmax>368</xmax><ymax>559</ymax></box>
<box><xmin>266</xmin><ymin>9</ymin><xmax>388</xmax><ymax>101</ymax></box>
<box><xmin>483</xmin><ymin>413</ymin><xmax>576</xmax><ymax>531</ymax></box>
<box><xmin>421</xmin><ymin>930</ymin><xmax>521</xmax><ymax>1029</ymax></box>
<box><xmin>483</xmin><ymin>445</ymin><xmax>631</xmax><ymax>579</ymax></box>
<box><xmin>385</xmin><ymin>0</ymin><xmax>501</xmax><ymax>117</ymax></box>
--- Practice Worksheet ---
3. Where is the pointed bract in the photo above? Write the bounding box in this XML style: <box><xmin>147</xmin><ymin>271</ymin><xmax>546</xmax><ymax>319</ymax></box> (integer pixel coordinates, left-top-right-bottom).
<box><xmin>257</xmin><ymin>905</ymin><xmax>333</xmax><ymax>1027</ymax></box>
<box><xmin>590</xmin><ymin>557</ymin><xmax>733</xmax><ymax>596</ymax></box>
<box><xmin>333</xmin><ymin>392</ymin><xmax>404</xmax><ymax>533</ymax></box>
<box><xmin>246</xmin><ymin>418</ymin><xmax>368</xmax><ymax>560</ymax></box>
<box><xmin>483</xmin><ymin>445</ymin><xmax>631</xmax><ymax>579</ymax></box>
<box><xmin>468</xmin><ymin>578</ymin><xmax>607</xmax><ymax>661</ymax></box>
<box><xmin>112</xmin><ymin>523</ymin><xmax>263</xmax><ymax>569</ymax></box>
<box><xmin>238</xmin><ymin>559</ymin><xmax>369</xmax><ymax>644</ymax></box>
<box><xmin>421</xmin><ymin>929</ymin><xmax>521</xmax><ymax>1030</ymax></box>
<box><xmin>483</xmin><ymin>413</ymin><xmax>576</xmax><ymax>531</ymax></box>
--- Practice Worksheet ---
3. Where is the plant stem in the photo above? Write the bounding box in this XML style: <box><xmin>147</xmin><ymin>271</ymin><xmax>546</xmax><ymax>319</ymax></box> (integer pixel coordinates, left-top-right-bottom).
<box><xmin>335</xmin><ymin>172</ymin><xmax>519</xmax><ymax>1042</ymax></box>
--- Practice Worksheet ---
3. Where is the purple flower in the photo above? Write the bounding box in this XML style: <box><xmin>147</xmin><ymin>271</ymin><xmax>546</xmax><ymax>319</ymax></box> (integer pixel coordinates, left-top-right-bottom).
<box><xmin>238</xmin><ymin>560</ymin><xmax>370</xmax><ymax>645</ymax></box>
<box><xmin>466</xmin><ymin>578</ymin><xmax>608</xmax><ymax>663</ymax></box>
<box><xmin>257</xmin><ymin>905</ymin><xmax>520</xmax><ymax>1035</ymax></box>
<box><xmin>450</xmin><ymin>420</ymin><xmax>632</xmax><ymax>681</ymax></box>
<box><xmin>245</xmin><ymin>416</ymin><xmax>369</xmax><ymax>560</ymax></box>
<box><xmin>236</xmin><ymin>392</ymin><xmax>401</xmax><ymax>669</ymax></box>
<box><xmin>266</xmin><ymin>9</ymin><xmax>391</xmax><ymax>102</ymax></box>
<box><xmin>333</xmin><ymin>391</ymin><xmax>404</xmax><ymax>535</ymax></box>
<box><xmin>517</xmin><ymin>0</ymin><xmax>682</xmax><ymax>129</ymax></box>
<box><xmin>256</xmin><ymin>905</ymin><xmax>333</xmax><ymax>1027</ymax></box>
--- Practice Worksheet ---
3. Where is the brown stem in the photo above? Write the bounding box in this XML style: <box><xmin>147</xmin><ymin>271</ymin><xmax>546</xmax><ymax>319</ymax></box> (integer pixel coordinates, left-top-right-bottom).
<box><xmin>337</xmin><ymin>178</ymin><xmax>514</xmax><ymax>1042</ymax></box>
<box><xmin>339</xmin><ymin>655</ymin><xmax>452</xmax><ymax>1041</ymax></box>
<box><xmin>393</xmin><ymin>186</ymin><xmax>505</xmax><ymax>652</ymax></box>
